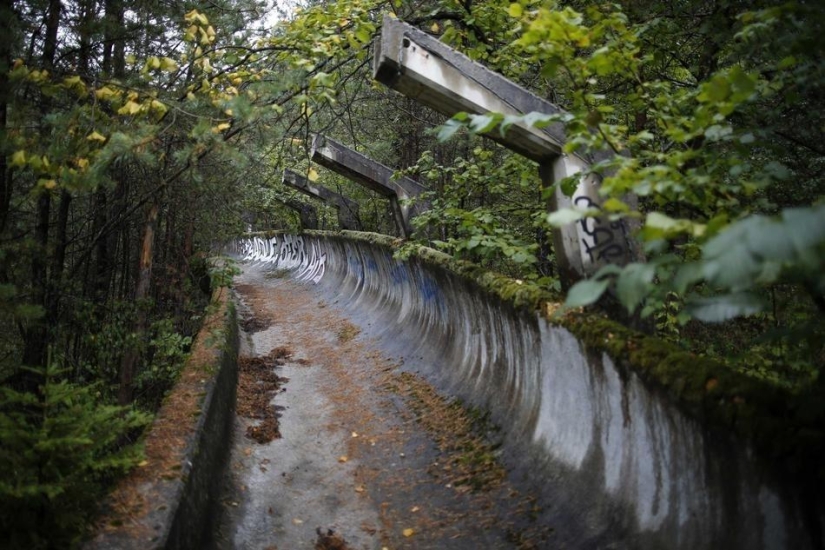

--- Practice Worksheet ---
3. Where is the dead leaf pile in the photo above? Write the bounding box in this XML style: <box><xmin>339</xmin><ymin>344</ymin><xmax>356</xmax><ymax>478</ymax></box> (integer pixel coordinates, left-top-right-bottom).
<box><xmin>315</xmin><ymin>527</ymin><xmax>351</xmax><ymax>550</ymax></box>
<box><xmin>237</xmin><ymin>347</ymin><xmax>291</xmax><ymax>443</ymax></box>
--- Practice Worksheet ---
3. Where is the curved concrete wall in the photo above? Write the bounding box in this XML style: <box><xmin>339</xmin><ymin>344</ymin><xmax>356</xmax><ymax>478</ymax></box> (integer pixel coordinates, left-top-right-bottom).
<box><xmin>233</xmin><ymin>232</ymin><xmax>822</xmax><ymax>549</ymax></box>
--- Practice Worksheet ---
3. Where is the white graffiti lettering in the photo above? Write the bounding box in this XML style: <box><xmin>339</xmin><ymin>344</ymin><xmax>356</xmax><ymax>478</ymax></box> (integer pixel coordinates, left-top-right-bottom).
<box><xmin>234</xmin><ymin>235</ymin><xmax>326</xmax><ymax>284</ymax></box>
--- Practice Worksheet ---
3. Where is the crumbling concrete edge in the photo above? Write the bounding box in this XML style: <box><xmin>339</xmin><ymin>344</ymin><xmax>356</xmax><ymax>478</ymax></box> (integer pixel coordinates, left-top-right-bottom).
<box><xmin>85</xmin><ymin>288</ymin><xmax>239</xmax><ymax>550</ymax></box>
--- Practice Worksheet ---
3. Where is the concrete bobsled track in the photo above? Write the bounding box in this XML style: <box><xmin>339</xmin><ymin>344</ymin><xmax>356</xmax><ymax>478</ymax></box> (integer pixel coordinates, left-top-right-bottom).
<box><xmin>230</xmin><ymin>231</ymin><xmax>824</xmax><ymax>549</ymax></box>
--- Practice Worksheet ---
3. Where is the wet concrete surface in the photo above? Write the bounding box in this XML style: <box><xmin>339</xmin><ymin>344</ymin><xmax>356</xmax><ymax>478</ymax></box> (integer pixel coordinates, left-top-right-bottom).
<box><xmin>210</xmin><ymin>263</ymin><xmax>552</xmax><ymax>550</ymax></box>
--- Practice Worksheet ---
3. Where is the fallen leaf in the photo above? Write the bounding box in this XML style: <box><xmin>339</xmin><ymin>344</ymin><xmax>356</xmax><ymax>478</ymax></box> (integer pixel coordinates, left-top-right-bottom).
<box><xmin>292</xmin><ymin>518</ymin><xmax>304</xmax><ymax>525</ymax></box>
<box><xmin>244</xmin><ymin>447</ymin><xmax>252</xmax><ymax>456</ymax></box>
<box><xmin>410</xmin><ymin>506</ymin><xmax>420</xmax><ymax>513</ymax></box>
<box><xmin>403</xmin><ymin>528</ymin><xmax>415</xmax><ymax>537</ymax></box>
<box><xmin>338</xmin><ymin>456</ymin><xmax>348</xmax><ymax>463</ymax></box>
<box><xmin>355</xmin><ymin>485</ymin><xmax>365</xmax><ymax>493</ymax></box>
<box><xmin>351</xmin><ymin>431</ymin><xmax>359</xmax><ymax>438</ymax></box>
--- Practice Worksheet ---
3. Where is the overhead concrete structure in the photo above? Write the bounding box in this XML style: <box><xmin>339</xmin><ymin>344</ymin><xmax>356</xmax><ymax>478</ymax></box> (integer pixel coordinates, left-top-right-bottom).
<box><xmin>310</xmin><ymin>133</ymin><xmax>427</xmax><ymax>239</ymax></box>
<box><xmin>373</xmin><ymin>15</ymin><xmax>636</xmax><ymax>285</ymax></box>
<box><xmin>282</xmin><ymin>169</ymin><xmax>360</xmax><ymax>231</ymax></box>
<box><xmin>274</xmin><ymin>196</ymin><xmax>319</xmax><ymax>230</ymax></box>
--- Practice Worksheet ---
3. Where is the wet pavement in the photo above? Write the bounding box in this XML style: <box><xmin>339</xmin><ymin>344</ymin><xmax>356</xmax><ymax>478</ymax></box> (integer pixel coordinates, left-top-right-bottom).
<box><xmin>210</xmin><ymin>263</ymin><xmax>553</xmax><ymax>550</ymax></box>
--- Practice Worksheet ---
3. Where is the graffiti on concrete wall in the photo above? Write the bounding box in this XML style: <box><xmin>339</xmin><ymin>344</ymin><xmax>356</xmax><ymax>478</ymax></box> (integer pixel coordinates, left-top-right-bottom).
<box><xmin>573</xmin><ymin>194</ymin><xmax>630</xmax><ymax>265</ymax></box>
<box><xmin>235</xmin><ymin>235</ymin><xmax>326</xmax><ymax>284</ymax></box>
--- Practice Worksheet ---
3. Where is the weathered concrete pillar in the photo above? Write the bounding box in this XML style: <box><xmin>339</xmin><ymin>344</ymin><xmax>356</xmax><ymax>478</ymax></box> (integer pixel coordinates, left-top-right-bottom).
<box><xmin>373</xmin><ymin>15</ymin><xmax>637</xmax><ymax>285</ymax></box>
<box><xmin>310</xmin><ymin>133</ymin><xmax>427</xmax><ymax>239</ymax></box>
<box><xmin>275</xmin><ymin>197</ymin><xmax>319</xmax><ymax>230</ymax></box>
<box><xmin>282</xmin><ymin>169</ymin><xmax>361</xmax><ymax>231</ymax></box>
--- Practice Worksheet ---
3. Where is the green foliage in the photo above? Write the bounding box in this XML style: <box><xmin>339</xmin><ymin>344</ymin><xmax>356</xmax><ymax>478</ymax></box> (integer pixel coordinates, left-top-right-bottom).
<box><xmin>208</xmin><ymin>257</ymin><xmax>242</xmax><ymax>289</ymax></box>
<box><xmin>402</xmin><ymin>146</ymin><xmax>547</xmax><ymax>279</ymax></box>
<box><xmin>429</xmin><ymin>0</ymin><xmax>824</xmax><ymax>377</ymax></box>
<box><xmin>0</xmin><ymin>364</ymin><xmax>150</xmax><ymax>548</ymax></box>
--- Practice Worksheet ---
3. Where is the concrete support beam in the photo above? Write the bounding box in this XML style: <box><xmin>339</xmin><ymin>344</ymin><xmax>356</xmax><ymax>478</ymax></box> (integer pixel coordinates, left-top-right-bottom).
<box><xmin>282</xmin><ymin>169</ymin><xmax>360</xmax><ymax>231</ymax></box>
<box><xmin>310</xmin><ymin>133</ymin><xmax>427</xmax><ymax>239</ymax></box>
<box><xmin>275</xmin><ymin>197</ymin><xmax>319</xmax><ymax>230</ymax></box>
<box><xmin>373</xmin><ymin>15</ymin><xmax>636</xmax><ymax>284</ymax></box>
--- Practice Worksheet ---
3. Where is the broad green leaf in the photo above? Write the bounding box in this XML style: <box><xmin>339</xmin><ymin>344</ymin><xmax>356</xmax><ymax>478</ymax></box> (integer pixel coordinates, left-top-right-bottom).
<box><xmin>437</xmin><ymin>119</ymin><xmax>463</xmax><ymax>142</ymax></box>
<box><xmin>469</xmin><ymin>113</ymin><xmax>503</xmax><ymax>134</ymax></box>
<box><xmin>686</xmin><ymin>292</ymin><xmax>765</xmax><ymax>323</ymax></box>
<box><xmin>523</xmin><ymin>111</ymin><xmax>556</xmax><ymax>128</ymax></box>
<box><xmin>615</xmin><ymin>263</ymin><xmax>655</xmax><ymax>313</ymax></box>
<box><xmin>546</xmin><ymin>207</ymin><xmax>586</xmax><ymax>226</ymax></box>
<box><xmin>601</xmin><ymin>197</ymin><xmax>628</xmax><ymax>213</ymax></box>
<box><xmin>10</xmin><ymin>150</ymin><xmax>26</xmax><ymax>167</ymax></box>
<box><xmin>565</xmin><ymin>278</ymin><xmax>610</xmax><ymax>308</ymax></box>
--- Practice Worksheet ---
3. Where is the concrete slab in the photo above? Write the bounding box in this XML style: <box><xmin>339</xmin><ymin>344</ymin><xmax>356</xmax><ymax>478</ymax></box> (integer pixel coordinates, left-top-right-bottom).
<box><xmin>373</xmin><ymin>15</ymin><xmax>638</xmax><ymax>282</ymax></box>
<box><xmin>311</xmin><ymin>134</ymin><xmax>427</xmax><ymax>238</ymax></box>
<box><xmin>282</xmin><ymin>169</ymin><xmax>361</xmax><ymax>231</ymax></box>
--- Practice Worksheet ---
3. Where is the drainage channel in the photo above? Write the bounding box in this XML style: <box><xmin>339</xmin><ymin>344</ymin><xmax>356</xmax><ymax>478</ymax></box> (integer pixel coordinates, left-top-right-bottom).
<box><xmin>209</xmin><ymin>263</ymin><xmax>552</xmax><ymax>549</ymax></box>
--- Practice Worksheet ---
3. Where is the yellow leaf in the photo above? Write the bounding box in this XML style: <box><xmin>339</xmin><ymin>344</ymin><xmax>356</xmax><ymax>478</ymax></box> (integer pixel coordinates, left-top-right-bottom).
<box><xmin>39</xmin><ymin>179</ymin><xmax>57</xmax><ymax>190</ymax></box>
<box><xmin>10</xmin><ymin>150</ymin><xmax>26</xmax><ymax>168</ymax></box>
<box><xmin>212</xmin><ymin>122</ymin><xmax>231</xmax><ymax>133</ymax></box>
<box><xmin>95</xmin><ymin>86</ymin><xmax>119</xmax><ymax>101</ymax></box>
<box><xmin>160</xmin><ymin>57</ymin><xmax>178</xmax><ymax>72</ymax></box>
<box><xmin>307</xmin><ymin>168</ymin><xmax>319</xmax><ymax>182</ymax></box>
<box><xmin>87</xmin><ymin>131</ymin><xmax>107</xmax><ymax>142</ymax></box>
<box><xmin>430</xmin><ymin>22</ymin><xmax>439</xmax><ymax>33</ymax></box>
<box><xmin>76</xmin><ymin>158</ymin><xmax>90</xmax><ymax>170</ymax></box>
<box><xmin>151</xmin><ymin>99</ymin><xmax>167</xmax><ymax>114</ymax></box>
<box><xmin>402</xmin><ymin>528</ymin><xmax>414</xmax><ymax>537</ymax></box>
<box><xmin>508</xmin><ymin>3</ymin><xmax>523</xmax><ymax>17</ymax></box>
<box><xmin>337</xmin><ymin>455</ymin><xmax>348</xmax><ymax>463</ymax></box>
<box><xmin>137</xmin><ymin>460</ymin><xmax>149</xmax><ymax>467</ymax></box>
<box><xmin>117</xmin><ymin>101</ymin><xmax>142</xmax><ymax>116</ymax></box>
<box><xmin>63</xmin><ymin>75</ymin><xmax>85</xmax><ymax>93</ymax></box>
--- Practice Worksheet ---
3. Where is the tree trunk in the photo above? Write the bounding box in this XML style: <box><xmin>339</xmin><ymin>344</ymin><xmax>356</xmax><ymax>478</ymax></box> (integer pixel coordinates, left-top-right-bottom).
<box><xmin>20</xmin><ymin>0</ymin><xmax>61</xmax><ymax>374</ymax></box>
<box><xmin>0</xmin><ymin>0</ymin><xmax>13</xmax><ymax>234</ymax></box>
<box><xmin>118</xmin><ymin>194</ymin><xmax>161</xmax><ymax>405</ymax></box>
